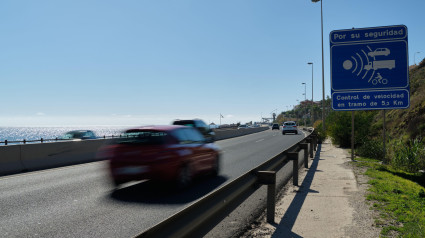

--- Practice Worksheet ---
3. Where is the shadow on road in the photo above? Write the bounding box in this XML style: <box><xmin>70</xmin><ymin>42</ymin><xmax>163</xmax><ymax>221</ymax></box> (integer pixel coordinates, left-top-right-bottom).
<box><xmin>108</xmin><ymin>175</ymin><xmax>228</xmax><ymax>204</ymax></box>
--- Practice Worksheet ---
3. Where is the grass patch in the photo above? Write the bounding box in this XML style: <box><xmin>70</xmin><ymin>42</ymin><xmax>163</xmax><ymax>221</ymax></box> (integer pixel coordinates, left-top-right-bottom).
<box><xmin>352</xmin><ymin>157</ymin><xmax>425</xmax><ymax>237</ymax></box>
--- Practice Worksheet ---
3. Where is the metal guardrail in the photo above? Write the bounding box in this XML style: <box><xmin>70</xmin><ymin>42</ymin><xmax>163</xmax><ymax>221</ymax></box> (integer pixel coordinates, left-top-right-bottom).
<box><xmin>0</xmin><ymin>134</ymin><xmax>127</xmax><ymax>145</ymax></box>
<box><xmin>0</xmin><ymin>127</ymin><xmax>239</xmax><ymax>145</ymax></box>
<box><xmin>135</xmin><ymin>130</ymin><xmax>317</xmax><ymax>238</ymax></box>
<box><xmin>0</xmin><ymin>127</ymin><xmax>271</xmax><ymax>145</ymax></box>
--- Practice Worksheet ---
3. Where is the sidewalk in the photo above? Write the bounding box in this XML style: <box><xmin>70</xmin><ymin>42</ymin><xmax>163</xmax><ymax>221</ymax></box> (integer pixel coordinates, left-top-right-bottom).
<box><xmin>240</xmin><ymin>140</ymin><xmax>381</xmax><ymax>238</ymax></box>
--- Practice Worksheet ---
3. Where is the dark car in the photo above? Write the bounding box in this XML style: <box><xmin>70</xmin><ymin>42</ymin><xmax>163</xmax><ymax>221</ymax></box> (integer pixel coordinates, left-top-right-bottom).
<box><xmin>61</xmin><ymin>130</ymin><xmax>97</xmax><ymax>140</ymax></box>
<box><xmin>172</xmin><ymin>119</ymin><xmax>215</xmax><ymax>142</ymax></box>
<box><xmin>97</xmin><ymin>125</ymin><xmax>221</xmax><ymax>188</ymax></box>
<box><xmin>271</xmin><ymin>123</ymin><xmax>280</xmax><ymax>130</ymax></box>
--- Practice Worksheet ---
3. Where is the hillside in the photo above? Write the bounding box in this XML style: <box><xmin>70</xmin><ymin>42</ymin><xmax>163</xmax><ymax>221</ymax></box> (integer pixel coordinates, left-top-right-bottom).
<box><xmin>381</xmin><ymin>59</ymin><xmax>425</xmax><ymax>141</ymax></box>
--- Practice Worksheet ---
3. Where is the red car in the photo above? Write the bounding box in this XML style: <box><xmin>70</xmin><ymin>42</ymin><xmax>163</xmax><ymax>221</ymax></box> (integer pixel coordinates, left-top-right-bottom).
<box><xmin>97</xmin><ymin>125</ymin><xmax>221</xmax><ymax>188</ymax></box>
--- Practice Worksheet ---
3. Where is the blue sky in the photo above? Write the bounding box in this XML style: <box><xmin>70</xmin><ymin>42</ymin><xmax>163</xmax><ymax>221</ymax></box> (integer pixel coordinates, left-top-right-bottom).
<box><xmin>1</xmin><ymin>0</ymin><xmax>424</xmax><ymax>126</ymax></box>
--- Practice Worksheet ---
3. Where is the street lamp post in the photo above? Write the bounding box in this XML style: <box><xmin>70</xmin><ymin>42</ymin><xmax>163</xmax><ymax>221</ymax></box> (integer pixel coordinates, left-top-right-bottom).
<box><xmin>271</xmin><ymin>109</ymin><xmax>277</xmax><ymax>123</ymax></box>
<box><xmin>414</xmin><ymin>51</ymin><xmax>421</xmax><ymax>65</ymax></box>
<box><xmin>312</xmin><ymin>0</ymin><xmax>325</xmax><ymax>131</ymax></box>
<box><xmin>308</xmin><ymin>62</ymin><xmax>314</xmax><ymax>126</ymax></box>
<box><xmin>302</xmin><ymin>83</ymin><xmax>306</xmax><ymax>126</ymax></box>
<box><xmin>295</xmin><ymin>100</ymin><xmax>299</xmax><ymax>123</ymax></box>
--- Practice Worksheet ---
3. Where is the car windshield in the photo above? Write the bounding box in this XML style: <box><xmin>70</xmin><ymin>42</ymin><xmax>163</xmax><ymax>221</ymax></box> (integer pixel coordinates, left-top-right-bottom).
<box><xmin>118</xmin><ymin>130</ymin><xmax>168</xmax><ymax>145</ymax></box>
<box><xmin>284</xmin><ymin>122</ymin><xmax>295</xmax><ymax>126</ymax></box>
<box><xmin>173</xmin><ymin>121</ymin><xmax>195</xmax><ymax>127</ymax></box>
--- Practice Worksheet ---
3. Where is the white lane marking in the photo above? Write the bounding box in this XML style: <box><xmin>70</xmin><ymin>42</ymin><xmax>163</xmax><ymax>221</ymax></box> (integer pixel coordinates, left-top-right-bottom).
<box><xmin>255</xmin><ymin>139</ymin><xmax>265</xmax><ymax>143</ymax></box>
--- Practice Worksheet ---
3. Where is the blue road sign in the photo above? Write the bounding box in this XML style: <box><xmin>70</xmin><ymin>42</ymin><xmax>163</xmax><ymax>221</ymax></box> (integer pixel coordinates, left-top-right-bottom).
<box><xmin>330</xmin><ymin>25</ymin><xmax>409</xmax><ymax>111</ymax></box>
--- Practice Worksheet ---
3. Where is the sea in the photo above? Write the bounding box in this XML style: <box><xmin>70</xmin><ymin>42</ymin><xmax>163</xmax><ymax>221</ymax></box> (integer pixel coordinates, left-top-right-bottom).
<box><xmin>0</xmin><ymin>126</ymin><xmax>134</xmax><ymax>143</ymax></box>
<box><xmin>0</xmin><ymin>124</ymin><xmax>223</xmax><ymax>144</ymax></box>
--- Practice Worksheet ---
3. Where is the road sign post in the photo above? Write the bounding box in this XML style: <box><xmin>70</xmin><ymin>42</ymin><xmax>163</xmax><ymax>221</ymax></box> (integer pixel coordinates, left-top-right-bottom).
<box><xmin>330</xmin><ymin>25</ymin><xmax>409</xmax><ymax>111</ymax></box>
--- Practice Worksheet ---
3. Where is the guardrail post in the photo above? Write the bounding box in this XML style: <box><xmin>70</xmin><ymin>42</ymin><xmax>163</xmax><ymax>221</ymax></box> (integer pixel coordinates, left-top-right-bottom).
<box><xmin>306</xmin><ymin>138</ymin><xmax>313</xmax><ymax>158</ymax></box>
<box><xmin>313</xmin><ymin>135</ymin><xmax>317</xmax><ymax>151</ymax></box>
<box><xmin>257</xmin><ymin>171</ymin><xmax>276</xmax><ymax>223</ymax></box>
<box><xmin>300</xmin><ymin>143</ymin><xmax>309</xmax><ymax>168</ymax></box>
<box><xmin>288</xmin><ymin>152</ymin><xmax>299</xmax><ymax>186</ymax></box>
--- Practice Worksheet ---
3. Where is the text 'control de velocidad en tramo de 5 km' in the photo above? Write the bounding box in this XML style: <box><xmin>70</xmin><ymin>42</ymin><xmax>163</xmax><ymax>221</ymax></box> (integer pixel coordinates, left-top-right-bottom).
<box><xmin>334</xmin><ymin>91</ymin><xmax>408</xmax><ymax>110</ymax></box>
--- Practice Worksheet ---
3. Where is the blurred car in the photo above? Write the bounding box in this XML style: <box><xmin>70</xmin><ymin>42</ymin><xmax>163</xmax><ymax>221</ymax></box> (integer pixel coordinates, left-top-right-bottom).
<box><xmin>282</xmin><ymin>121</ymin><xmax>298</xmax><ymax>135</ymax></box>
<box><xmin>61</xmin><ymin>130</ymin><xmax>97</xmax><ymax>140</ymax></box>
<box><xmin>97</xmin><ymin>125</ymin><xmax>221</xmax><ymax>188</ymax></box>
<box><xmin>237</xmin><ymin>125</ymin><xmax>248</xmax><ymax>129</ymax></box>
<box><xmin>271</xmin><ymin>123</ymin><xmax>280</xmax><ymax>130</ymax></box>
<box><xmin>172</xmin><ymin>119</ymin><xmax>215</xmax><ymax>142</ymax></box>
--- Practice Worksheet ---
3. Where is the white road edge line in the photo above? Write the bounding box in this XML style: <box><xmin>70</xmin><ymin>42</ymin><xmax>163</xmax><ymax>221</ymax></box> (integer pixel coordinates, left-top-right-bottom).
<box><xmin>0</xmin><ymin>161</ymin><xmax>104</xmax><ymax>181</ymax></box>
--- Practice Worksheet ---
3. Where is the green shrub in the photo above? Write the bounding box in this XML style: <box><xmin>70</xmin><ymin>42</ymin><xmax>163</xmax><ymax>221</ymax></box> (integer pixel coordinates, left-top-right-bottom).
<box><xmin>390</xmin><ymin>138</ymin><xmax>425</xmax><ymax>173</ymax></box>
<box><xmin>326</xmin><ymin>111</ymin><xmax>377</xmax><ymax>148</ymax></box>
<box><xmin>313</xmin><ymin>120</ymin><xmax>327</xmax><ymax>143</ymax></box>
<box><xmin>326</xmin><ymin>111</ymin><xmax>352</xmax><ymax>147</ymax></box>
<box><xmin>356</xmin><ymin>137</ymin><xmax>384</xmax><ymax>160</ymax></box>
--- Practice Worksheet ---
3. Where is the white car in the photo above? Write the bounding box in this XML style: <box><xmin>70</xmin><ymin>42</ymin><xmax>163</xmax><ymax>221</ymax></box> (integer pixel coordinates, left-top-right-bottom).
<box><xmin>282</xmin><ymin>121</ymin><xmax>298</xmax><ymax>135</ymax></box>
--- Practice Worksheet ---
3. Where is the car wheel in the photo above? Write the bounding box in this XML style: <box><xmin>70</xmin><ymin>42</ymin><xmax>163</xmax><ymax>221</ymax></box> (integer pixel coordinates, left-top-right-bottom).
<box><xmin>112</xmin><ymin>179</ymin><xmax>124</xmax><ymax>188</ymax></box>
<box><xmin>176</xmin><ymin>164</ymin><xmax>192</xmax><ymax>189</ymax></box>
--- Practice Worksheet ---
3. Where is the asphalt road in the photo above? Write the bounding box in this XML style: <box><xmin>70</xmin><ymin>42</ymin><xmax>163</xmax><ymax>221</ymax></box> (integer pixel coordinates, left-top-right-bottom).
<box><xmin>0</xmin><ymin>129</ymin><xmax>306</xmax><ymax>238</ymax></box>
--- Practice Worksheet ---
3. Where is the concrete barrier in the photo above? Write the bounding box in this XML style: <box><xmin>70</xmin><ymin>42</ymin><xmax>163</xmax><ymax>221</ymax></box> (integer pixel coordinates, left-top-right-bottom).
<box><xmin>0</xmin><ymin>145</ymin><xmax>24</xmax><ymax>175</ymax></box>
<box><xmin>214</xmin><ymin>127</ymin><xmax>269</xmax><ymax>140</ymax></box>
<box><xmin>0</xmin><ymin>127</ymin><xmax>270</xmax><ymax>176</ymax></box>
<box><xmin>20</xmin><ymin>140</ymin><xmax>109</xmax><ymax>171</ymax></box>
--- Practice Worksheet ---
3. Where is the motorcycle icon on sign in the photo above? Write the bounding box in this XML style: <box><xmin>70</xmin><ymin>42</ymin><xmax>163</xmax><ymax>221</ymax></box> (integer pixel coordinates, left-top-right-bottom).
<box><xmin>371</xmin><ymin>73</ymin><xmax>388</xmax><ymax>85</ymax></box>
